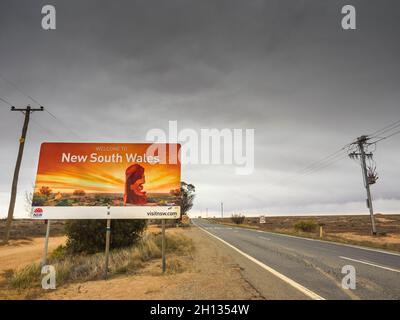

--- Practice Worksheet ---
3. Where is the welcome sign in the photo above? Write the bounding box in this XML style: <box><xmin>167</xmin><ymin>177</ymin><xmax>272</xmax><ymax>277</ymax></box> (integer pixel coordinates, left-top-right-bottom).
<box><xmin>31</xmin><ymin>143</ymin><xmax>181</xmax><ymax>219</ymax></box>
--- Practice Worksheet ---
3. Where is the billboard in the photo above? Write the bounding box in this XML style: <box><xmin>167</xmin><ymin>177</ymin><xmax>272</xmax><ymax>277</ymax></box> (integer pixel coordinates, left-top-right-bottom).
<box><xmin>31</xmin><ymin>143</ymin><xmax>181</xmax><ymax>219</ymax></box>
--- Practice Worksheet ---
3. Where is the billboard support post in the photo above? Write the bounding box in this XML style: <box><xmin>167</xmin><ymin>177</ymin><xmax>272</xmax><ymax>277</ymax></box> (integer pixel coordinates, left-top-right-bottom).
<box><xmin>162</xmin><ymin>219</ymin><xmax>166</xmax><ymax>273</ymax></box>
<box><xmin>41</xmin><ymin>219</ymin><xmax>51</xmax><ymax>267</ymax></box>
<box><xmin>104</xmin><ymin>218</ymin><xmax>111</xmax><ymax>280</ymax></box>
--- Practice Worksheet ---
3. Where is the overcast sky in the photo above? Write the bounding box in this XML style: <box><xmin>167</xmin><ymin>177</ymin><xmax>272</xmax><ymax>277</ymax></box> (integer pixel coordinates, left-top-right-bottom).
<box><xmin>0</xmin><ymin>0</ymin><xmax>399</xmax><ymax>218</ymax></box>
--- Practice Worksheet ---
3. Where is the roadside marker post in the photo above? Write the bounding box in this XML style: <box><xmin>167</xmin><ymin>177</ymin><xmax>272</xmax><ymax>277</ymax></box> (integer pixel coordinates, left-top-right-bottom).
<box><xmin>162</xmin><ymin>219</ymin><xmax>166</xmax><ymax>273</ymax></box>
<box><xmin>41</xmin><ymin>219</ymin><xmax>51</xmax><ymax>267</ymax></box>
<box><xmin>104</xmin><ymin>219</ymin><xmax>111</xmax><ymax>279</ymax></box>
<box><xmin>104</xmin><ymin>206</ymin><xmax>111</xmax><ymax>280</ymax></box>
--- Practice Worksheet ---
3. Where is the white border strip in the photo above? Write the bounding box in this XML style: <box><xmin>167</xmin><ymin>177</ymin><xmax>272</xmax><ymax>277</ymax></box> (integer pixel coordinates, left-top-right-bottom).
<box><xmin>194</xmin><ymin>222</ymin><xmax>325</xmax><ymax>300</ymax></box>
<box><xmin>31</xmin><ymin>206</ymin><xmax>180</xmax><ymax>219</ymax></box>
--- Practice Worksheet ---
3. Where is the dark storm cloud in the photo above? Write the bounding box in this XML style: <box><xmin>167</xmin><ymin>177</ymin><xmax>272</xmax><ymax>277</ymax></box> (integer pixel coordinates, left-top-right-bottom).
<box><xmin>0</xmin><ymin>0</ymin><xmax>399</xmax><ymax>216</ymax></box>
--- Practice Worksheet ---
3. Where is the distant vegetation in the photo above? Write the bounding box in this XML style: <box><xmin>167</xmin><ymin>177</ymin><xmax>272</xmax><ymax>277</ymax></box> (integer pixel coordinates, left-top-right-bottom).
<box><xmin>72</xmin><ymin>189</ymin><xmax>86</xmax><ymax>196</ymax></box>
<box><xmin>231</xmin><ymin>214</ymin><xmax>245</xmax><ymax>224</ymax></box>
<box><xmin>0</xmin><ymin>220</ymin><xmax>66</xmax><ymax>240</ymax></box>
<box><xmin>293</xmin><ymin>220</ymin><xmax>317</xmax><ymax>233</ymax></box>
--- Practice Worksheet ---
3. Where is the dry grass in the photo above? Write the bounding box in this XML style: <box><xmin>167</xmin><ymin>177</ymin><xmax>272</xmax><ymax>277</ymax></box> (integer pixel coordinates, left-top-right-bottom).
<box><xmin>0</xmin><ymin>220</ymin><xmax>66</xmax><ymax>242</ymax></box>
<box><xmin>5</xmin><ymin>230</ymin><xmax>194</xmax><ymax>292</ymax></box>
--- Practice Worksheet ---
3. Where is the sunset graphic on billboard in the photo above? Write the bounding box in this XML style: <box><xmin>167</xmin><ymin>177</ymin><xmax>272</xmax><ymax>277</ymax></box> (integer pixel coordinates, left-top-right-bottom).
<box><xmin>32</xmin><ymin>143</ymin><xmax>181</xmax><ymax>215</ymax></box>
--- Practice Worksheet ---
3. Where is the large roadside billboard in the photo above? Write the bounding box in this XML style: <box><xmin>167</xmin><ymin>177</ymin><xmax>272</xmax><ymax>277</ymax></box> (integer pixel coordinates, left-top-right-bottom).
<box><xmin>31</xmin><ymin>143</ymin><xmax>181</xmax><ymax>219</ymax></box>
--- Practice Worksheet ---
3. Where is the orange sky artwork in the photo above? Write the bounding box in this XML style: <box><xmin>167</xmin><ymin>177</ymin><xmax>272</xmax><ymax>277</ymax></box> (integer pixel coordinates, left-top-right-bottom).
<box><xmin>34</xmin><ymin>143</ymin><xmax>181</xmax><ymax>194</ymax></box>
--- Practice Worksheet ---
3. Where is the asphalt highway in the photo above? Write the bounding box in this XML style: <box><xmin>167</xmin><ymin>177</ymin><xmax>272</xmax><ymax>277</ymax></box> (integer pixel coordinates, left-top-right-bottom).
<box><xmin>192</xmin><ymin>219</ymin><xmax>400</xmax><ymax>300</ymax></box>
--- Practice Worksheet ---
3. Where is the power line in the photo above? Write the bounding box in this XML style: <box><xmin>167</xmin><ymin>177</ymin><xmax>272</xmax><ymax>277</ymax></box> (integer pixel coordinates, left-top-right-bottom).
<box><xmin>44</xmin><ymin>108</ymin><xmax>59</xmax><ymax>120</ymax></box>
<box><xmin>287</xmin><ymin>141</ymin><xmax>355</xmax><ymax>182</ymax></box>
<box><xmin>30</xmin><ymin>117</ymin><xmax>64</xmax><ymax>140</ymax></box>
<box><xmin>284</xmin><ymin>150</ymin><xmax>350</xmax><ymax>186</ymax></box>
<box><xmin>296</xmin><ymin>147</ymin><xmax>347</xmax><ymax>175</ymax></box>
<box><xmin>0</xmin><ymin>73</ymin><xmax>82</xmax><ymax>139</ymax></box>
<box><xmin>370</xmin><ymin>129</ymin><xmax>400</xmax><ymax>144</ymax></box>
<box><xmin>0</xmin><ymin>74</ymin><xmax>41</xmax><ymax>106</ymax></box>
<box><xmin>1</xmin><ymin>94</ymin><xmax>65</xmax><ymax>140</ymax></box>
<box><xmin>295</xmin><ymin>117</ymin><xmax>400</xmax><ymax>178</ymax></box>
<box><xmin>371</xmin><ymin>124</ymin><xmax>400</xmax><ymax>139</ymax></box>
<box><xmin>0</xmin><ymin>95</ymin><xmax>13</xmax><ymax>107</ymax></box>
<box><xmin>298</xmin><ymin>148</ymin><xmax>350</xmax><ymax>175</ymax></box>
<box><xmin>299</xmin><ymin>152</ymin><xmax>349</xmax><ymax>177</ymax></box>
<box><xmin>43</xmin><ymin>108</ymin><xmax>82</xmax><ymax>139</ymax></box>
<box><xmin>369</xmin><ymin>119</ymin><xmax>400</xmax><ymax>138</ymax></box>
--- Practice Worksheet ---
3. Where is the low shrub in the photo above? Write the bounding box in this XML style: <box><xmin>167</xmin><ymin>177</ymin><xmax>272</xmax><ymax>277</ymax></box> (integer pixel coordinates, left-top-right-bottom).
<box><xmin>294</xmin><ymin>220</ymin><xmax>317</xmax><ymax>233</ymax></box>
<box><xmin>231</xmin><ymin>214</ymin><xmax>245</xmax><ymax>224</ymax></box>
<box><xmin>64</xmin><ymin>219</ymin><xmax>147</xmax><ymax>254</ymax></box>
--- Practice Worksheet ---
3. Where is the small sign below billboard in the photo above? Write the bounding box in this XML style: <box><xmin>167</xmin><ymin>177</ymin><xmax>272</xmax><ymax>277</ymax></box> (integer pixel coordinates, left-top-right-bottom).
<box><xmin>31</xmin><ymin>143</ymin><xmax>181</xmax><ymax>219</ymax></box>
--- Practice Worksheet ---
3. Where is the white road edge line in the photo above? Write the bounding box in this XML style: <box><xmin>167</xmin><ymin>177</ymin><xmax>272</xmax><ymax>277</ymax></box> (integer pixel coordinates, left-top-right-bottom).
<box><xmin>194</xmin><ymin>222</ymin><xmax>325</xmax><ymax>300</ymax></box>
<box><xmin>339</xmin><ymin>256</ymin><xmax>400</xmax><ymax>273</ymax></box>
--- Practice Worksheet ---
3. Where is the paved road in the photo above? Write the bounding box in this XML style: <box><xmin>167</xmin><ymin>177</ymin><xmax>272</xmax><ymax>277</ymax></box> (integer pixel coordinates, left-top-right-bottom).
<box><xmin>192</xmin><ymin>219</ymin><xmax>400</xmax><ymax>300</ymax></box>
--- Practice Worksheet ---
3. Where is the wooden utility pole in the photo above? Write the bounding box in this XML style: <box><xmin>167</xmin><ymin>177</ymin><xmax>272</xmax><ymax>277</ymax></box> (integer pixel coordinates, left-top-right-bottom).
<box><xmin>221</xmin><ymin>202</ymin><xmax>224</xmax><ymax>218</ymax></box>
<box><xmin>3</xmin><ymin>106</ymin><xmax>44</xmax><ymax>243</ymax></box>
<box><xmin>349</xmin><ymin>135</ymin><xmax>377</xmax><ymax>235</ymax></box>
<box><xmin>357</xmin><ymin>136</ymin><xmax>377</xmax><ymax>235</ymax></box>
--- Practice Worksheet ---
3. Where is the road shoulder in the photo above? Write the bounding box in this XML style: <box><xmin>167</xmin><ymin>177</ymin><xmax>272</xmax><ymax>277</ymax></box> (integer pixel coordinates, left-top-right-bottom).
<box><xmin>41</xmin><ymin>227</ymin><xmax>265</xmax><ymax>299</ymax></box>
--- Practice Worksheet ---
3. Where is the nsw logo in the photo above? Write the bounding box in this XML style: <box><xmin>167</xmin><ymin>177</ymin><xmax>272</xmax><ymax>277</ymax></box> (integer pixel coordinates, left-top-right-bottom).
<box><xmin>33</xmin><ymin>207</ymin><xmax>43</xmax><ymax>217</ymax></box>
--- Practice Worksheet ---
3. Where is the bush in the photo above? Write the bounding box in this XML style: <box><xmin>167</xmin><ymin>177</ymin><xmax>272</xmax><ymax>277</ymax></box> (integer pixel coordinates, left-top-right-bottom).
<box><xmin>231</xmin><ymin>214</ymin><xmax>245</xmax><ymax>224</ymax></box>
<box><xmin>64</xmin><ymin>219</ymin><xmax>147</xmax><ymax>254</ymax></box>
<box><xmin>294</xmin><ymin>220</ymin><xmax>317</xmax><ymax>232</ymax></box>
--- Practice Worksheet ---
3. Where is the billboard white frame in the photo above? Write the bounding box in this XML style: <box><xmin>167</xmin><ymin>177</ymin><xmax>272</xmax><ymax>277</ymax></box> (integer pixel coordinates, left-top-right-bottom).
<box><xmin>31</xmin><ymin>205</ymin><xmax>181</xmax><ymax>220</ymax></box>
